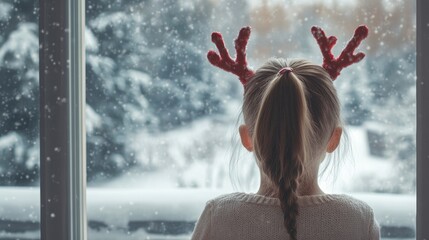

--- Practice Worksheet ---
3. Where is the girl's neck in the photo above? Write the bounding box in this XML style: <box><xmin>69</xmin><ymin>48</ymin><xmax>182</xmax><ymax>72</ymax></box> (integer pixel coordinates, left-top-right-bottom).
<box><xmin>256</xmin><ymin>171</ymin><xmax>324</xmax><ymax>198</ymax></box>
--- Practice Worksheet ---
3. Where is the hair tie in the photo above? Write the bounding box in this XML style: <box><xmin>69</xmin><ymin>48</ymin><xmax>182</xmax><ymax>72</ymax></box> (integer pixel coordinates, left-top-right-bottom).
<box><xmin>279</xmin><ymin>67</ymin><xmax>293</xmax><ymax>75</ymax></box>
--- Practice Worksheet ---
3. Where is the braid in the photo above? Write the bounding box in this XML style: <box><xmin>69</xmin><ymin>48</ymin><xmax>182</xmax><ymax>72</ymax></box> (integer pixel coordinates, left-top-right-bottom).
<box><xmin>279</xmin><ymin>159</ymin><xmax>303</xmax><ymax>240</ymax></box>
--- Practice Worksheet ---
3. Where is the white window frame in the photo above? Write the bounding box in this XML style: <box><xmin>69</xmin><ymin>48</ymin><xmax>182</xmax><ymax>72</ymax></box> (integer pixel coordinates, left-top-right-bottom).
<box><xmin>37</xmin><ymin>0</ymin><xmax>427</xmax><ymax>239</ymax></box>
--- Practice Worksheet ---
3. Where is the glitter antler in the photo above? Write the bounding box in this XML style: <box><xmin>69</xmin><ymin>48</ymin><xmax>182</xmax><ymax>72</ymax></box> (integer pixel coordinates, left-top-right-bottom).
<box><xmin>311</xmin><ymin>25</ymin><xmax>369</xmax><ymax>80</ymax></box>
<box><xmin>207</xmin><ymin>26</ymin><xmax>255</xmax><ymax>85</ymax></box>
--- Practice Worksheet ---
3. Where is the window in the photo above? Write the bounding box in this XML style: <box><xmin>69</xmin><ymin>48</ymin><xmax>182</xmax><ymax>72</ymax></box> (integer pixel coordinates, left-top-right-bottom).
<box><xmin>86</xmin><ymin>0</ymin><xmax>417</xmax><ymax>239</ymax></box>
<box><xmin>2</xmin><ymin>0</ymin><xmax>429</xmax><ymax>239</ymax></box>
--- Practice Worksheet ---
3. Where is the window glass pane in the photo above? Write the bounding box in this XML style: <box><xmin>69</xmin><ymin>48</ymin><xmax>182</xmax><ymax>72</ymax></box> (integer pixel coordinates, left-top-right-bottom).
<box><xmin>86</xmin><ymin>0</ymin><xmax>416</xmax><ymax>239</ymax></box>
<box><xmin>0</xmin><ymin>0</ymin><xmax>40</xmax><ymax>239</ymax></box>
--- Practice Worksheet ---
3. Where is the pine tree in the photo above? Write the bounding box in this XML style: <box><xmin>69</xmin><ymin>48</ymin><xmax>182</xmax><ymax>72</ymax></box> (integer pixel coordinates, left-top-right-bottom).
<box><xmin>0</xmin><ymin>0</ymin><xmax>39</xmax><ymax>185</ymax></box>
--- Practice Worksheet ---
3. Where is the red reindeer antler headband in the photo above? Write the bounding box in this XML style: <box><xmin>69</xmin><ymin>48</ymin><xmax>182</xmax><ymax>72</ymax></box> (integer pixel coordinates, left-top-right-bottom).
<box><xmin>207</xmin><ymin>27</ymin><xmax>254</xmax><ymax>85</ymax></box>
<box><xmin>311</xmin><ymin>25</ymin><xmax>369</xmax><ymax>80</ymax></box>
<box><xmin>207</xmin><ymin>25</ymin><xmax>368</xmax><ymax>83</ymax></box>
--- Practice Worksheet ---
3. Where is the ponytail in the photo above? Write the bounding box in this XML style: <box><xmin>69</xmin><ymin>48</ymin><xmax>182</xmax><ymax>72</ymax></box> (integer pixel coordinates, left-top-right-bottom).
<box><xmin>253</xmin><ymin>70</ymin><xmax>311</xmax><ymax>240</ymax></box>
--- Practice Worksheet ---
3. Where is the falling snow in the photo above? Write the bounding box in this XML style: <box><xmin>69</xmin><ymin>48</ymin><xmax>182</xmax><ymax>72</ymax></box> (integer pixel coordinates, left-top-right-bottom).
<box><xmin>0</xmin><ymin>0</ymin><xmax>417</xmax><ymax>239</ymax></box>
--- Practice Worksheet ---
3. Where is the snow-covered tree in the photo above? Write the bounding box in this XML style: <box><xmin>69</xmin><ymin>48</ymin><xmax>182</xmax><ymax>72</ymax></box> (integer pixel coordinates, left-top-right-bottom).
<box><xmin>0</xmin><ymin>0</ymin><xmax>39</xmax><ymax>185</ymax></box>
<box><xmin>85</xmin><ymin>0</ymin><xmax>231</xmax><ymax>182</ymax></box>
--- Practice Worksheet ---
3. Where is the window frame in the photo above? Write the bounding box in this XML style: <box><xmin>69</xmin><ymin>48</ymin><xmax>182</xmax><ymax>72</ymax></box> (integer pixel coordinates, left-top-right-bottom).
<box><xmin>37</xmin><ymin>0</ymin><xmax>427</xmax><ymax>239</ymax></box>
<box><xmin>39</xmin><ymin>0</ymin><xmax>86</xmax><ymax>239</ymax></box>
<box><xmin>416</xmin><ymin>0</ymin><xmax>429</xmax><ymax>238</ymax></box>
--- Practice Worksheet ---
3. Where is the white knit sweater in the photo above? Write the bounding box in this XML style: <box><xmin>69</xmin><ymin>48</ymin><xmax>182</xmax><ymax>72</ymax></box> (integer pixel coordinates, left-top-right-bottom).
<box><xmin>191</xmin><ymin>192</ymin><xmax>380</xmax><ymax>240</ymax></box>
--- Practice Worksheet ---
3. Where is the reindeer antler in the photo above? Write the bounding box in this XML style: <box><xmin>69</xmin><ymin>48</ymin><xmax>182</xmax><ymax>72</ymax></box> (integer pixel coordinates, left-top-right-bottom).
<box><xmin>311</xmin><ymin>25</ymin><xmax>369</xmax><ymax>80</ymax></box>
<box><xmin>207</xmin><ymin>26</ymin><xmax>255</xmax><ymax>85</ymax></box>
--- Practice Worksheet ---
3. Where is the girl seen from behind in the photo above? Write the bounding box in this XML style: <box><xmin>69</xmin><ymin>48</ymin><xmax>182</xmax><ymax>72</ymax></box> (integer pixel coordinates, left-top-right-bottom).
<box><xmin>191</xmin><ymin>26</ymin><xmax>380</xmax><ymax>240</ymax></box>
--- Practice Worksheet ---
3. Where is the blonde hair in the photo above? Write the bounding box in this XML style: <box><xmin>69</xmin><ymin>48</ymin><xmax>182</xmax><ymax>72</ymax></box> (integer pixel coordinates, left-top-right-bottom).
<box><xmin>242</xmin><ymin>58</ymin><xmax>341</xmax><ymax>240</ymax></box>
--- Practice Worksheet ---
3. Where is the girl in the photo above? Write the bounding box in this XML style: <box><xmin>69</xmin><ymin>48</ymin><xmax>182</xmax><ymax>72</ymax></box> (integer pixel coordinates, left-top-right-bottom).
<box><xmin>191</xmin><ymin>26</ymin><xmax>380</xmax><ymax>240</ymax></box>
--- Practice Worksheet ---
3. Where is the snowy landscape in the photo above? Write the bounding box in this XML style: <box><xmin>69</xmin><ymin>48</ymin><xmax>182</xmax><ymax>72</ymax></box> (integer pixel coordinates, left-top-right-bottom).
<box><xmin>0</xmin><ymin>188</ymin><xmax>416</xmax><ymax>240</ymax></box>
<box><xmin>0</xmin><ymin>0</ymin><xmax>417</xmax><ymax>239</ymax></box>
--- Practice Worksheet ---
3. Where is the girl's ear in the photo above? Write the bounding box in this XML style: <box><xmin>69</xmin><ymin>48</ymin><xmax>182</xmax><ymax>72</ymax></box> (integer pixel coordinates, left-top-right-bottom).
<box><xmin>327</xmin><ymin>127</ymin><xmax>342</xmax><ymax>153</ymax></box>
<box><xmin>239</xmin><ymin>124</ymin><xmax>253</xmax><ymax>152</ymax></box>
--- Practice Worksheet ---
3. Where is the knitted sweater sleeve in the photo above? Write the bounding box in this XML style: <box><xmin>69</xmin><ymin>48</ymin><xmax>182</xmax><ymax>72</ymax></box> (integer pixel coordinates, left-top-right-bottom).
<box><xmin>191</xmin><ymin>201</ymin><xmax>213</xmax><ymax>240</ymax></box>
<box><xmin>369</xmin><ymin>209</ymin><xmax>381</xmax><ymax>240</ymax></box>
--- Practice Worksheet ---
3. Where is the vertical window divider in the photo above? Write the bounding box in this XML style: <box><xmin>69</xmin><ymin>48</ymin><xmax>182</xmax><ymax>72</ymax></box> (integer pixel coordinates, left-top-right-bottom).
<box><xmin>417</xmin><ymin>0</ymin><xmax>429</xmax><ymax>238</ymax></box>
<box><xmin>39</xmin><ymin>0</ymin><xmax>86</xmax><ymax>239</ymax></box>
<box><xmin>69</xmin><ymin>0</ymin><xmax>87</xmax><ymax>239</ymax></box>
